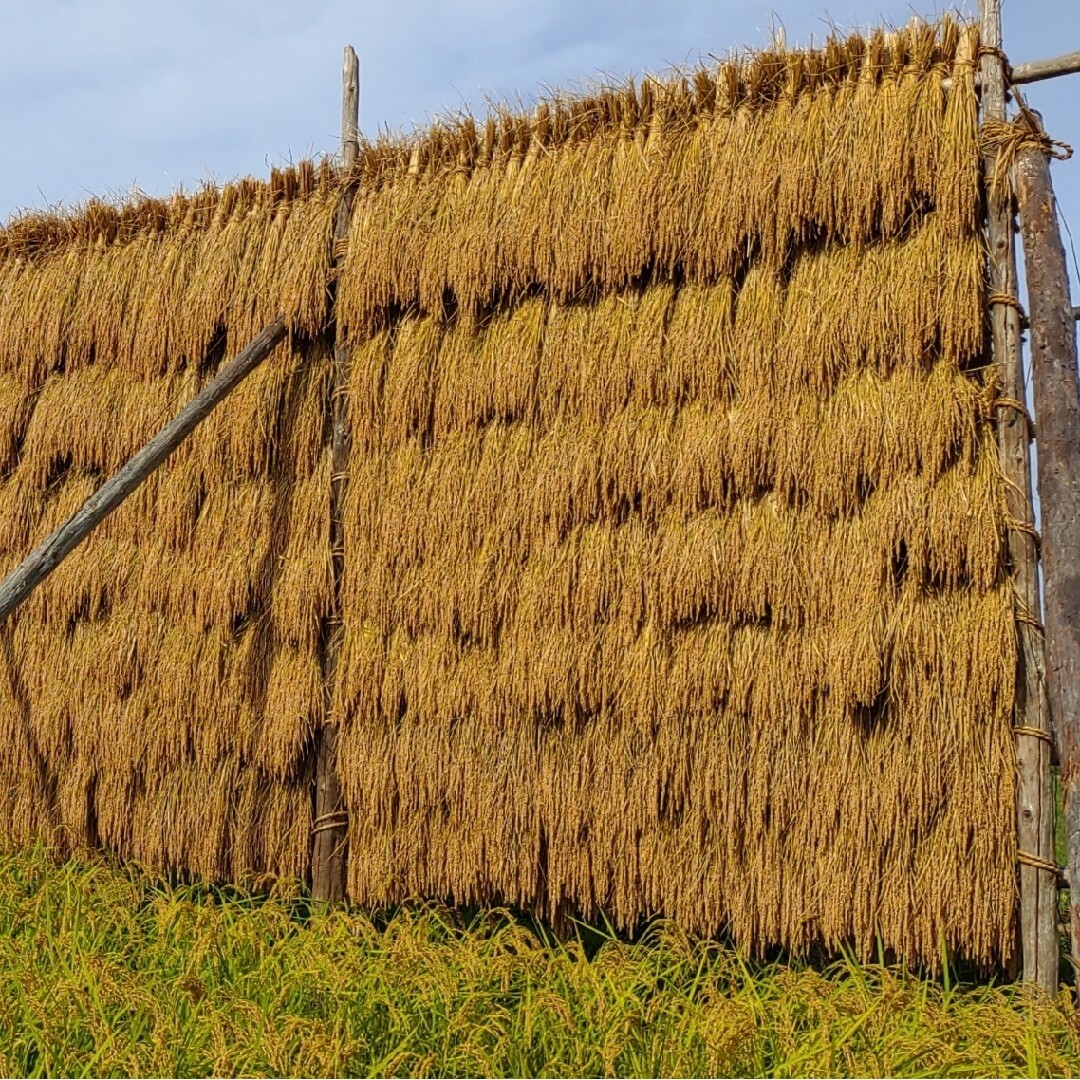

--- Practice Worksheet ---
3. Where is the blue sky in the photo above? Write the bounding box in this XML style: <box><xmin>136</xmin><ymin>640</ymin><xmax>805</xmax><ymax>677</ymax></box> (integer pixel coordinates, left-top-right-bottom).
<box><xmin>1</xmin><ymin>0</ymin><xmax>1076</xmax><ymax>296</ymax></box>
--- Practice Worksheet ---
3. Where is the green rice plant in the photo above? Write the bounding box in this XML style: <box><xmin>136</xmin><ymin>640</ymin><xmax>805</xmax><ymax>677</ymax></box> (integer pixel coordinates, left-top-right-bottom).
<box><xmin>0</xmin><ymin>846</ymin><xmax>1078</xmax><ymax>1078</ymax></box>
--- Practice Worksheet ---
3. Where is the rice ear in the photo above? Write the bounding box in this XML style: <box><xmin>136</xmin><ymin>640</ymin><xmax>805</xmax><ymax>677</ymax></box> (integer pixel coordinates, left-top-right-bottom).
<box><xmin>334</xmin><ymin>22</ymin><xmax>1011</xmax><ymax>971</ymax></box>
<box><xmin>0</xmin><ymin>22</ymin><xmax>1014</xmax><ymax>971</ymax></box>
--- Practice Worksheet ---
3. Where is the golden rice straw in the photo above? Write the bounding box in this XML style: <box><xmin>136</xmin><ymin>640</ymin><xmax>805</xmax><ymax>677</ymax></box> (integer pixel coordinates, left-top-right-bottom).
<box><xmin>0</xmin><ymin>19</ymin><xmax>1017</xmax><ymax>971</ymax></box>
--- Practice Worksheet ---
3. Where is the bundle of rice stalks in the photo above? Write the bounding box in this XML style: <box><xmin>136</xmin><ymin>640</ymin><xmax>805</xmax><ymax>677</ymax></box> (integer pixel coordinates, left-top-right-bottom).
<box><xmin>331</xmin><ymin>17</ymin><xmax>1013</xmax><ymax>970</ymax></box>
<box><xmin>336</xmin><ymin>20</ymin><xmax>979</xmax><ymax>338</ymax></box>
<box><xmin>0</xmin><ymin>14</ymin><xmax>1015</xmax><ymax>972</ymax></box>
<box><xmin>0</xmin><ymin>164</ymin><xmax>339</xmax><ymax>883</ymax></box>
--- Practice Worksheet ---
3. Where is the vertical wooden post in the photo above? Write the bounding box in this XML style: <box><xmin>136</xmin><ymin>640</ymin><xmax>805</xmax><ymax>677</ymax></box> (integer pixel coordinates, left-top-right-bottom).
<box><xmin>311</xmin><ymin>44</ymin><xmax>360</xmax><ymax>904</ymax></box>
<box><xmin>1015</xmin><ymin>113</ymin><xmax>1080</xmax><ymax>972</ymax></box>
<box><xmin>979</xmin><ymin>0</ymin><xmax>1059</xmax><ymax>993</ymax></box>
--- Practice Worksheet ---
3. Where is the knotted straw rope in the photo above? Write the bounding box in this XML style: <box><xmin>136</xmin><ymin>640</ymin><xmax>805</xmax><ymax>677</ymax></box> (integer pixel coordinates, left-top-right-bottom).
<box><xmin>981</xmin><ymin>109</ymin><xmax>1074</xmax><ymax>201</ymax></box>
<box><xmin>311</xmin><ymin>810</ymin><xmax>349</xmax><ymax>836</ymax></box>
<box><xmin>988</xmin><ymin>291</ymin><xmax>1027</xmax><ymax>318</ymax></box>
<box><xmin>1016</xmin><ymin>850</ymin><xmax>1063</xmax><ymax>876</ymax></box>
<box><xmin>1012</xmin><ymin>725</ymin><xmax>1053</xmax><ymax>743</ymax></box>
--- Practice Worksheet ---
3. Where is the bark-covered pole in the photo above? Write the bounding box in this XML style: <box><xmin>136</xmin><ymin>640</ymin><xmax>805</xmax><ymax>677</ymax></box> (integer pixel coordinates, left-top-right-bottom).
<box><xmin>980</xmin><ymin>0</ymin><xmax>1059</xmax><ymax>993</ymax></box>
<box><xmin>311</xmin><ymin>44</ymin><xmax>359</xmax><ymax>904</ymax></box>
<box><xmin>1015</xmin><ymin>115</ymin><xmax>1080</xmax><ymax>969</ymax></box>
<box><xmin>0</xmin><ymin>318</ymin><xmax>287</xmax><ymax>623</ymax></box>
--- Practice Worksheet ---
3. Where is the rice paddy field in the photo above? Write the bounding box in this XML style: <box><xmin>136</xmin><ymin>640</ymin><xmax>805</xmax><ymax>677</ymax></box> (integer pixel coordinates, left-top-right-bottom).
<box><xmin>0</xmin><ymin>846</ymin><xmax>1077</xmax><ymax>1078</ymax></box>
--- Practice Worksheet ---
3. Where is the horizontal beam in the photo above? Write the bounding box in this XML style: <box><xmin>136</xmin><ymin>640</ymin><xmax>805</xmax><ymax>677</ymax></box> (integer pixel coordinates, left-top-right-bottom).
<box><xmin>0</xmin><ymin>317</ymin><xmax>287</xmax><ymax>623</ymax></box>
<box><xmin>1012</xmin><ymin>49</ymin><xmax>1080</xmax><ymax>86</ymax></box>
<box><xmin>942</xmin><ymin>48</ymin><xmax>1080</xmax><ymax>91</ymax></box>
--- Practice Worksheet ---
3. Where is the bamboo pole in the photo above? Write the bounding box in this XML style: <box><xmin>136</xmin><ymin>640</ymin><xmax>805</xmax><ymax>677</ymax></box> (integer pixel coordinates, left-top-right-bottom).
<box><xmin>1015</xmin><ymin>112</ymin><xmax>1080</xmax><ymax>972</ymax></box>
<box><xmin>979</xmin><ymin>0</ymin><xmax>1059</xmax><ymax>993</ymax></box>
<box><xmin>1013</xmin><ymin>49</ymin><xmax>1080</xmax><ymax>86</ymax></box>
<box><xmin>310</xmin><ymin>44</ymin><xmax>359</xmax><ymax>904</ymax></box>
<box><xmin>0</xmin><ymin>318</ymin><xmax>287</xmax><ymax>623</ymax></box>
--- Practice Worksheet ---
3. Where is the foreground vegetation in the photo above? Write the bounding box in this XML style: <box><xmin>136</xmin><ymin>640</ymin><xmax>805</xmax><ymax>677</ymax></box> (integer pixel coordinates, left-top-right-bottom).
<box><xmin>0</xmin><ymin>848</ymin><xmax>1077</xmax><ymax>1077</ymax></box>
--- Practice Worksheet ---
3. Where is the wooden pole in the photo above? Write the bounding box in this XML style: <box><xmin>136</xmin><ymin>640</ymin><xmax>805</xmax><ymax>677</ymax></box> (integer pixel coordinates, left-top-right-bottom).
<box><xmin>943</xmin><ymin>50</ymin><xmax>1080</xmax><ymax>92</ymax></box>
<box><xmin>0</xmin><ymin>318</ymin><xmax>287</xmax><ymax>624</ymax></box>
<box><xmin>1013</xmin><ymin>49</ymin><xmax>1080</xmax><ymax>86</ymax></box>
<box><xmin>980</xmin><ymin>0</ymin><xmax>1059</xmax><ymax>993</ymax></box>
<box><xmin>1015</xmin><ymin>114</ymin><xmax>1080</xmax><ymax>972</ymax></box>
<box><xmin>310</xmin><ymin>44</ymin><xmax>359</xmax><ymax>904</ymax></box>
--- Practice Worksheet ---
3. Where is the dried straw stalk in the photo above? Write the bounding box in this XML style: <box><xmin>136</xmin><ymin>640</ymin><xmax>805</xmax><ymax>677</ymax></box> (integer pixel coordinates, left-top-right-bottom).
<box><xmin>330</xmin><ymin>21</ymin><xmax>1018</xmax><ymax>969</ymax></box>
<box><xmin>0</xmin><ymin>18</ymin><xmax>1023</xmax><ymax>971</ymax></box>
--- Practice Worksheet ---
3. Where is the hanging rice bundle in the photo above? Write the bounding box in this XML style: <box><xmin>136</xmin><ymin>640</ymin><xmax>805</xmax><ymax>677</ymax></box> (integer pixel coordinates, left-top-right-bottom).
<box><xmin>0</xmin><ymin>19</ymin><xmax>1014</xmax><ymax>969</ymax></box>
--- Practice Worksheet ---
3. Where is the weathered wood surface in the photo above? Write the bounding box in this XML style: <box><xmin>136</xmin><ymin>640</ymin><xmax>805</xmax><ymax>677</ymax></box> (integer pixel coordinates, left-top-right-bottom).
<box><xmin>1013</xmin><ymin>49</ymin><xmax>1080</xmax><ymax>86</ymax></box>
<box><xmin>0</xmin><ymin>318</ymin><xmax>287</xmax><ymax>624</ymax></box>
<box><xmin>980</xmin><ymin>0</ymin><xmax>1059</xmax><ymax>993</ymax></box>
<box><xmin>943</xmin><ymin>49</ymin><xmax>1080</xmax><ymax>92</ymax></box>
<box><xmin>311</xmin><ymin>43</ymin><xmax>360</xmax><ymax>905</ymax></box>
<box><xmin>1015</xmin><ymin>119</ymin><xmax>1080</xmax><ymax>973</ymax></box>
<box><xmin>1028</xmin><ymin>307</ymin><xmax>1080</xmax><ymax>326</ymax></box>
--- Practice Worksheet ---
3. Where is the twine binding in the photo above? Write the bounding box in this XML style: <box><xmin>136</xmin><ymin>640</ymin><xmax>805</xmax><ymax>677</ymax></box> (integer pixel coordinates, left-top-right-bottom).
<box><xmin>1016</xmin><ymin>850</ymin><xmax>1061</xmax><ymax>876</ymax></box>
<box><xmin>1012</xmin><ymin>725</ymin><xmax>1053</xmax><ymax>744</ymax></box>
<box><xmin>311</xmin><ymin>811</ymin><xmax>349</xmax><ymax>836</ymax></box>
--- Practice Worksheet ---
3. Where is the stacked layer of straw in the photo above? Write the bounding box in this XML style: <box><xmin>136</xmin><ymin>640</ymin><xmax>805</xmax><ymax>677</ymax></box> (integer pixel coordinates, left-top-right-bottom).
<box><xmin>333</xmin><ymin>20</ymin><xmax>1016</xmax><ymax>967</ymax></box>
<box><xmin>0</xmin><ymin>18</ymin><xmax>1015</xmax><ymax>967</ymax></box>
<box><xmin>0</xmin><ymin>163</ymin><xmax>340</xmax><ymax>882</ymax></box>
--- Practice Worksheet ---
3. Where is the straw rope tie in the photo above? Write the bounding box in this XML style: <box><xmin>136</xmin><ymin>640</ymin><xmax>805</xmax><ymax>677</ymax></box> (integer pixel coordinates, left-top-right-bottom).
<box><xmin>977</xmin><ymin>44</ymin><xmax>1011</xmax><ymax>64</ymax></box>
<box><xmin>311</xmin><ymin>811</ymin><xmax>349</xmax><ymax>836</ymax></box>
<box><xmin>1041</xmin><ymin>135</ymin><xmax>1072</xmax><ymax>162</ymax></box>
<box><xmin>1005</xmin><ymin>516</ymin><xmax>1042</xmax><ymax>546</ymax></box>
<box><xmin>993</xmin><ymin>396</ymin><xmax>1030</xmax><ymax>417</ymax></box>
<box><xmin>1012</xmin><ymin>725</ymin><xmax>1053</xmax><ymax>744</ymax></box>
<box><xmin>994</xmin><ymin>396</ymin><xmax>1034</xmax><ymax>435</ymax></box>
<box><xmin>988</xmin><ymin>291</ymin><xmax>1026</xmax><ymax>318</ymax></box>
<box><xmin>1013</xmin><ymin>604</ymin><xmax>1045</xmax><ymax>632</ymax></box>
<box><xmin>982</xmin><ymin>115</ymin><xmax>1073</xmax><ymax>166</ymax></box>
<box><xmin>1016</xmin><ymin>850</ymin><xmax>1062</xmax><ymax>876</ymax></box>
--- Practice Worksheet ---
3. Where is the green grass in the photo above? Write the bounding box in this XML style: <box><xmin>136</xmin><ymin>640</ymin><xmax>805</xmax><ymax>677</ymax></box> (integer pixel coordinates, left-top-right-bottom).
<box><xmin>0</xmin><ymin>847</ymin><xmax>1078</xmax><ymax>1077</ymax></box>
